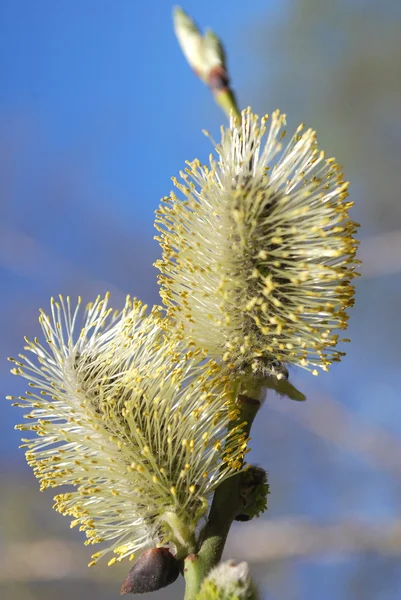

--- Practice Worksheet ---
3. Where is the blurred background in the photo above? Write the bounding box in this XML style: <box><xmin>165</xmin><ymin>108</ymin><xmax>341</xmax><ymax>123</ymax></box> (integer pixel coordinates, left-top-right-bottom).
<box><xmin>1</xmin><ymin>1</ymin><xmax>401</xmax><ymax>598</ymax></box>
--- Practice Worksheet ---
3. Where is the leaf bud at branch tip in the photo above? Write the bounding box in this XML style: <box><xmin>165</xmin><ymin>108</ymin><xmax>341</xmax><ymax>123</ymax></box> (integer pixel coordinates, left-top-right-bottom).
<box><xmin>173</xmin><ymin>7</ymin><xmax>225</xmax><ymax>83</ymax></box>
<box><xmin>173</xmin><ymin>6</ymin><xmax>240</xmax><ymax>120</ymax></box>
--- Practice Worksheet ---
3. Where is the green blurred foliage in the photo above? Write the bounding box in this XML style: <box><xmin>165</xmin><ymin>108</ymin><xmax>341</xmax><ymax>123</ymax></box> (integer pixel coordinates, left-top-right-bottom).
<box><xmin>246</xmin><ymin>0</ymin><xmax>401</xmax><ymax>231</ymax></box>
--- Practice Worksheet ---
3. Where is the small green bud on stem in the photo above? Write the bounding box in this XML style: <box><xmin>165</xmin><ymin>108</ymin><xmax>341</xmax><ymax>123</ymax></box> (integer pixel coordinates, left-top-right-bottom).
<box><xmin>235</xmin><ymin>465</ymin><xmax>269</xmax><ymax>522</ymax></box>
<box><xmin>194</xmin><ymin>560</ymin><xmax>260</xmax><ymax>600</ymax></box>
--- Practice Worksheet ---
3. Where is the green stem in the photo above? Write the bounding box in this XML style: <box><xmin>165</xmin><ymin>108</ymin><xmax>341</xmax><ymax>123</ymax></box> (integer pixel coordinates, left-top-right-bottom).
<box><xmin>183</xmin><ymin>554</ymin><xmax>202</xmax><ymax>600</ymax></box>
<box><xmin>214</xmin><ymin>88</ymin><xmax>241</xmax><ymax>122</ymax></box>
<box><xmin>195</xmin><ymin>395</ymin><xmax>260</xmax><ymax>585</ymax></box>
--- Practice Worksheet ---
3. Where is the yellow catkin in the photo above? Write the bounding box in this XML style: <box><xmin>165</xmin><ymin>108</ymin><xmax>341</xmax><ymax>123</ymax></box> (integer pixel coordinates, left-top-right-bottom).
<box><xmin>10</xmin><ymin>294</ymin><xmax>247</xmax><ymax>566</ymax></box>
<box><xmin>155</xmin><ymin>108</ymin><xmax>359</xmax><ymax>382</ymax></box>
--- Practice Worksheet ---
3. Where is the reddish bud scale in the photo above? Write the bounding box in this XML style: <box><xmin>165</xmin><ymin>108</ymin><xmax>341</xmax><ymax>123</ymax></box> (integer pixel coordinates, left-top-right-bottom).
<box><xmin>120</xmin><ymin>548</ymin><xmax>180</xmax><ymax>595</ymax></box>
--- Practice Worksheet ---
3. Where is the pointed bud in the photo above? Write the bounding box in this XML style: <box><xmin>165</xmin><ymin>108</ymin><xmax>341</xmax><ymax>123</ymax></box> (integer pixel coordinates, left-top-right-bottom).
<box><xmin>173</xmin><ymin>7</ymin><xmax>225</xmax><ymax>83</ymax></box>
<box><xmin>194</xmin><ymin>560</ymin><xmax>259</xmax><ymax>600</ymax></box>
<box><xmin>120</xmin><ymin>548</ymin><xmax>180</xmax><ymax>595</ymax></box>
<box><xmin>173</xmin><ymin>6</ymin><xmax>240</xmax><ymax>120</ymax></box>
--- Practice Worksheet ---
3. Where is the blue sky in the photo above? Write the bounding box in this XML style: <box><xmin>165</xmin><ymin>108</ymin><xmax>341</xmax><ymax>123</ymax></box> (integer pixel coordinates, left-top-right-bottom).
<box><xmin>0</xmin><ymin>0</ymin><xmax>289</xmax><ymax>453</ymax></box>
<box><xmin>0</xmin><ymin>0</ymin><xmax>279</xmax><ymax>228</ymax></box>
<box><xmin>1</xmin><ymin>0</ymin><xmax>400</xmax><ymax>473</ymax></box>
<box><xmin>1</xmin><ymin>0</ymin><xmax>400</xmax><ymax>468</ymax></box>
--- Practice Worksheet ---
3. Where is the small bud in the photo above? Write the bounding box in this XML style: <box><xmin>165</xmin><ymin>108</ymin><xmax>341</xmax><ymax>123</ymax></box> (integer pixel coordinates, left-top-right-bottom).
<box><xmin>173</xmin><ymin>7</ymin><xmax>225</xmax><ymax>83</ymax></box>
<box><xmin>120</xmin><ymin>548</ymin><xmax>180</xmax><ymax>595</ymax></box>
<box><xmin>194</xmin><ymin>560</ymin><xmax>259</xmax><ymax>600</ymax></box>
<box><xmin>235</xmin><ymin>466</ymin><xmax>269</xmax><ymax>522</ymax></box>
<box><xmin>173</xmin><ymin>6</ymin><xmax>240</xmax><ymax>120</ymax></box>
